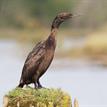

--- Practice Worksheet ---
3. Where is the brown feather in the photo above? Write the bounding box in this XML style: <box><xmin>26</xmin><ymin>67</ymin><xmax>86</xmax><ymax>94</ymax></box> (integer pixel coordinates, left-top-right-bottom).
<box><xmin>18</xmin><ymin>12</ymin><xmax>72</xmax><ymax>88</ymax></box>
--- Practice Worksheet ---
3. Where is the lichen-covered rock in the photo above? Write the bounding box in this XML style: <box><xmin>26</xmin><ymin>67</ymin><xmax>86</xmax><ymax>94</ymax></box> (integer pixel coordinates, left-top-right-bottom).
<box><xmin>4</xmin><ymin>87</ymin><xmax>72</xmax><ymax>107</ymax></box>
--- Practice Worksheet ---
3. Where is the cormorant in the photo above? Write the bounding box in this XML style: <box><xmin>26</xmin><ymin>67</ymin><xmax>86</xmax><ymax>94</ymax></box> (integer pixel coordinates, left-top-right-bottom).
<box><xmin>18</xmin><ymin>12</ymin><xmax>72</xmax><ymax>88</ymax></box>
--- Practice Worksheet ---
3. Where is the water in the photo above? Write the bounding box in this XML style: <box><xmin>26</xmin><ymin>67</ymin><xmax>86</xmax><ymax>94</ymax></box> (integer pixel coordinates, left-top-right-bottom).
<box><xmin>0</xmin><ymin>40</ymin><xmax>107</xmax><ymax>107</ymax></box>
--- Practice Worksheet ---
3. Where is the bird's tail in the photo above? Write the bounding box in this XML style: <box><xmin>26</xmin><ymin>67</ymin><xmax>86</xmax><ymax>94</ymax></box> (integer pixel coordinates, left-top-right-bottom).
<box><xmin>18</xmin><ymin>79</ymin><xmax>24</xmax><ymax>88</ymax></box>
<box><xmin>18</xmin><ymin>83</ymin><xmax>24</xmax><ymax>88</ymax></box>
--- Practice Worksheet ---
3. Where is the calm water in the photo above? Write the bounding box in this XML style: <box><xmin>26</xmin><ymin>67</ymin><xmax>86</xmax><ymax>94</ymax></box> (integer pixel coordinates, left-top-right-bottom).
<box><xmin>0</xmin><ymin>40</ymin><xmax>107</xmax><ymax>107</ymax></box>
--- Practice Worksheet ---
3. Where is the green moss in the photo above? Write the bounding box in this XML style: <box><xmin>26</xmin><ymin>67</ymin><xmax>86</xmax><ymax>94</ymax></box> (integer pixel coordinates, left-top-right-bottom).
<box><xmin>6</xmin><ymin>87</ymin><xmax>71</xmax><ymax>107</ymax></box>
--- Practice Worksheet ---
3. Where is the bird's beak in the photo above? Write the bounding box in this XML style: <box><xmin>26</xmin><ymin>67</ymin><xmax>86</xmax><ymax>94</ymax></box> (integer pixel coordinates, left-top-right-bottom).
<box><xmin>64</xmin><ymin>13</ymin><xmax>72</xmax><ymax>20</ymax></box>
<box><xmin>72</xmin><ymin>14</ymin><xmax>82</xmax><ymax>18</ymax></box>
<box><xmin>68</xmin><ymin>13</ymin><xmax>72</xmax><ymax>18</ymax></box>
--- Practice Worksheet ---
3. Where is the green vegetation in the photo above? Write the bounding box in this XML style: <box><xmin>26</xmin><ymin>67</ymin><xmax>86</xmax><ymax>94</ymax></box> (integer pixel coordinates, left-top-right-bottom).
<box><xmin>0</xmin><ymin>0</ymin><xmax>72</xmax><ymax>28</ymax></box>
<box><xmin>5</xmin><ymin>87</ymin><xmax>71</xmax><ymax>107</ymax></box>
<box><xmin>0</xmin><ymin>0</ymin><xmax>107</xmax><ymax>29</ymax></box>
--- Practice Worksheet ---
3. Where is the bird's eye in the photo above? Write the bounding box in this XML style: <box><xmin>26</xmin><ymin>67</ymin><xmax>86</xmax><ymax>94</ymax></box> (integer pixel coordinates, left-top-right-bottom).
<box><xmin>60</xmin><ymin>17</ymin><xmax>64</xmax><ymax>20</ymax></box>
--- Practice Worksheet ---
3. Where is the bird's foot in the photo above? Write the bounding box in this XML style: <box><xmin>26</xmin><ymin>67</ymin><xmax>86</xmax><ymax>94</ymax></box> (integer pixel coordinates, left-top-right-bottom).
<box><xmin>38</xmin><ymin>85</ymin><xmax>43</xmax><ymax>89</ymax></box>
<box><xmin>34</xmin><ymin>85</ymin><xmax>39</xmax><ymax>89</ymax></box>
<box><xmin>37</xmin><ymin>80</ymin><xmax>46</xmax><ymax>89</ymax></box>
<box><xmin>34</xmin><ymin>83</ymin><xmax>38</xmax><ymax>89</ymax></box>
<box><xmin>38</xmin><ymin>84</ymin><xmax>46</xmax><ymax>89</ymax></box>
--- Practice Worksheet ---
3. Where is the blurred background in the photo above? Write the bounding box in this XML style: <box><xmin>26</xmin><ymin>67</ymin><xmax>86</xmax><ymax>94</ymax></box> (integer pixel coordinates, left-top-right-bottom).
<box><xmin>0</xmin><ymin>0</ymin><xmax>107</xmax><ymax>107</ymax></box>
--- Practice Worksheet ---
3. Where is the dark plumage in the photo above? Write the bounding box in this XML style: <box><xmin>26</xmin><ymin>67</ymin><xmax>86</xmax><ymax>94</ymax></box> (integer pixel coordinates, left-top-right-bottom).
<box><xmin>18</xmin><ymin>12</ymin><xmax>72</xmax><ymax>88</ymax></box>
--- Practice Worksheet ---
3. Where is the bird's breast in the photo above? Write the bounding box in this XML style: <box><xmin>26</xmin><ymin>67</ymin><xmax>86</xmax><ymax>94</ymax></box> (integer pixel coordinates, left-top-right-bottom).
<box><xmin>46</xmin><ymin>36</ymin><xmax>56</xmax><ymax>50</ymax></box>
<box><xmin>38</xmin><ymin>49</ymin><xmax>55</xmax><ymax>73</ymax></box>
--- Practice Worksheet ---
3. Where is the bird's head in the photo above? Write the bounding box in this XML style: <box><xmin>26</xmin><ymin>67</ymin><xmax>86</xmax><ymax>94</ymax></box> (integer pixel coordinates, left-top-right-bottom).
<box><xmin>51</xmin><ymin>12</ymin><xmax>72</xmax><ymax>30</ymax></box>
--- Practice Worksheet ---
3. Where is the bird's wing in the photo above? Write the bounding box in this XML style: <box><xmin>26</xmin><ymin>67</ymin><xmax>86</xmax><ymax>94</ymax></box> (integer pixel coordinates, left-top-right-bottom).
<box><xmin>25</xmin><ymin>41</ymin><xmax>43</xmax><ymax>61</ymax></box>
<box><xmin>21</xmin><ymin>41</ymin><xmax>46</xmax><ymax>80</ymax></box>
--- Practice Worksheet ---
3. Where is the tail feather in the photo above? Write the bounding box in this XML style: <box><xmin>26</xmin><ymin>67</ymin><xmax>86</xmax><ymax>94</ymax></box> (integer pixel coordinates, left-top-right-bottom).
<box><xmin>18</xmin><ymin>79</ymin><xmax>24</xmax><ymax>88</ymax></box>
<box><xmin>18</xmin><ymin>83</ymin><xmax>24</xmax><ymax>88</ymax></box>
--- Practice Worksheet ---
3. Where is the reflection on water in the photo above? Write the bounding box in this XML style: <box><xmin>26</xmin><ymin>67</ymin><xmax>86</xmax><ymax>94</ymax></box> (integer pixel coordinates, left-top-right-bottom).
<box><xmin>0</xmin><ymin>40</ymin><xmax>107</xmax><ymax>107</ymax></box>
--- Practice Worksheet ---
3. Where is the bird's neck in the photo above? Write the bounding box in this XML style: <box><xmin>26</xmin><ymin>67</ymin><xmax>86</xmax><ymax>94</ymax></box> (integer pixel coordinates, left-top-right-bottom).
<box><xmin>50</xmin><ymin>28</ymin><xmax>58</xmax><ymax>38</ymax></box>
<box><xmin>51</xmin><ymin>17</ymin><xmax>62</xmax><ymax>30</ymax></box>
<box><xmin>46</xmin><ymin>28</ymin><xmax>57</xmax><ymax>49</ymax></box>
